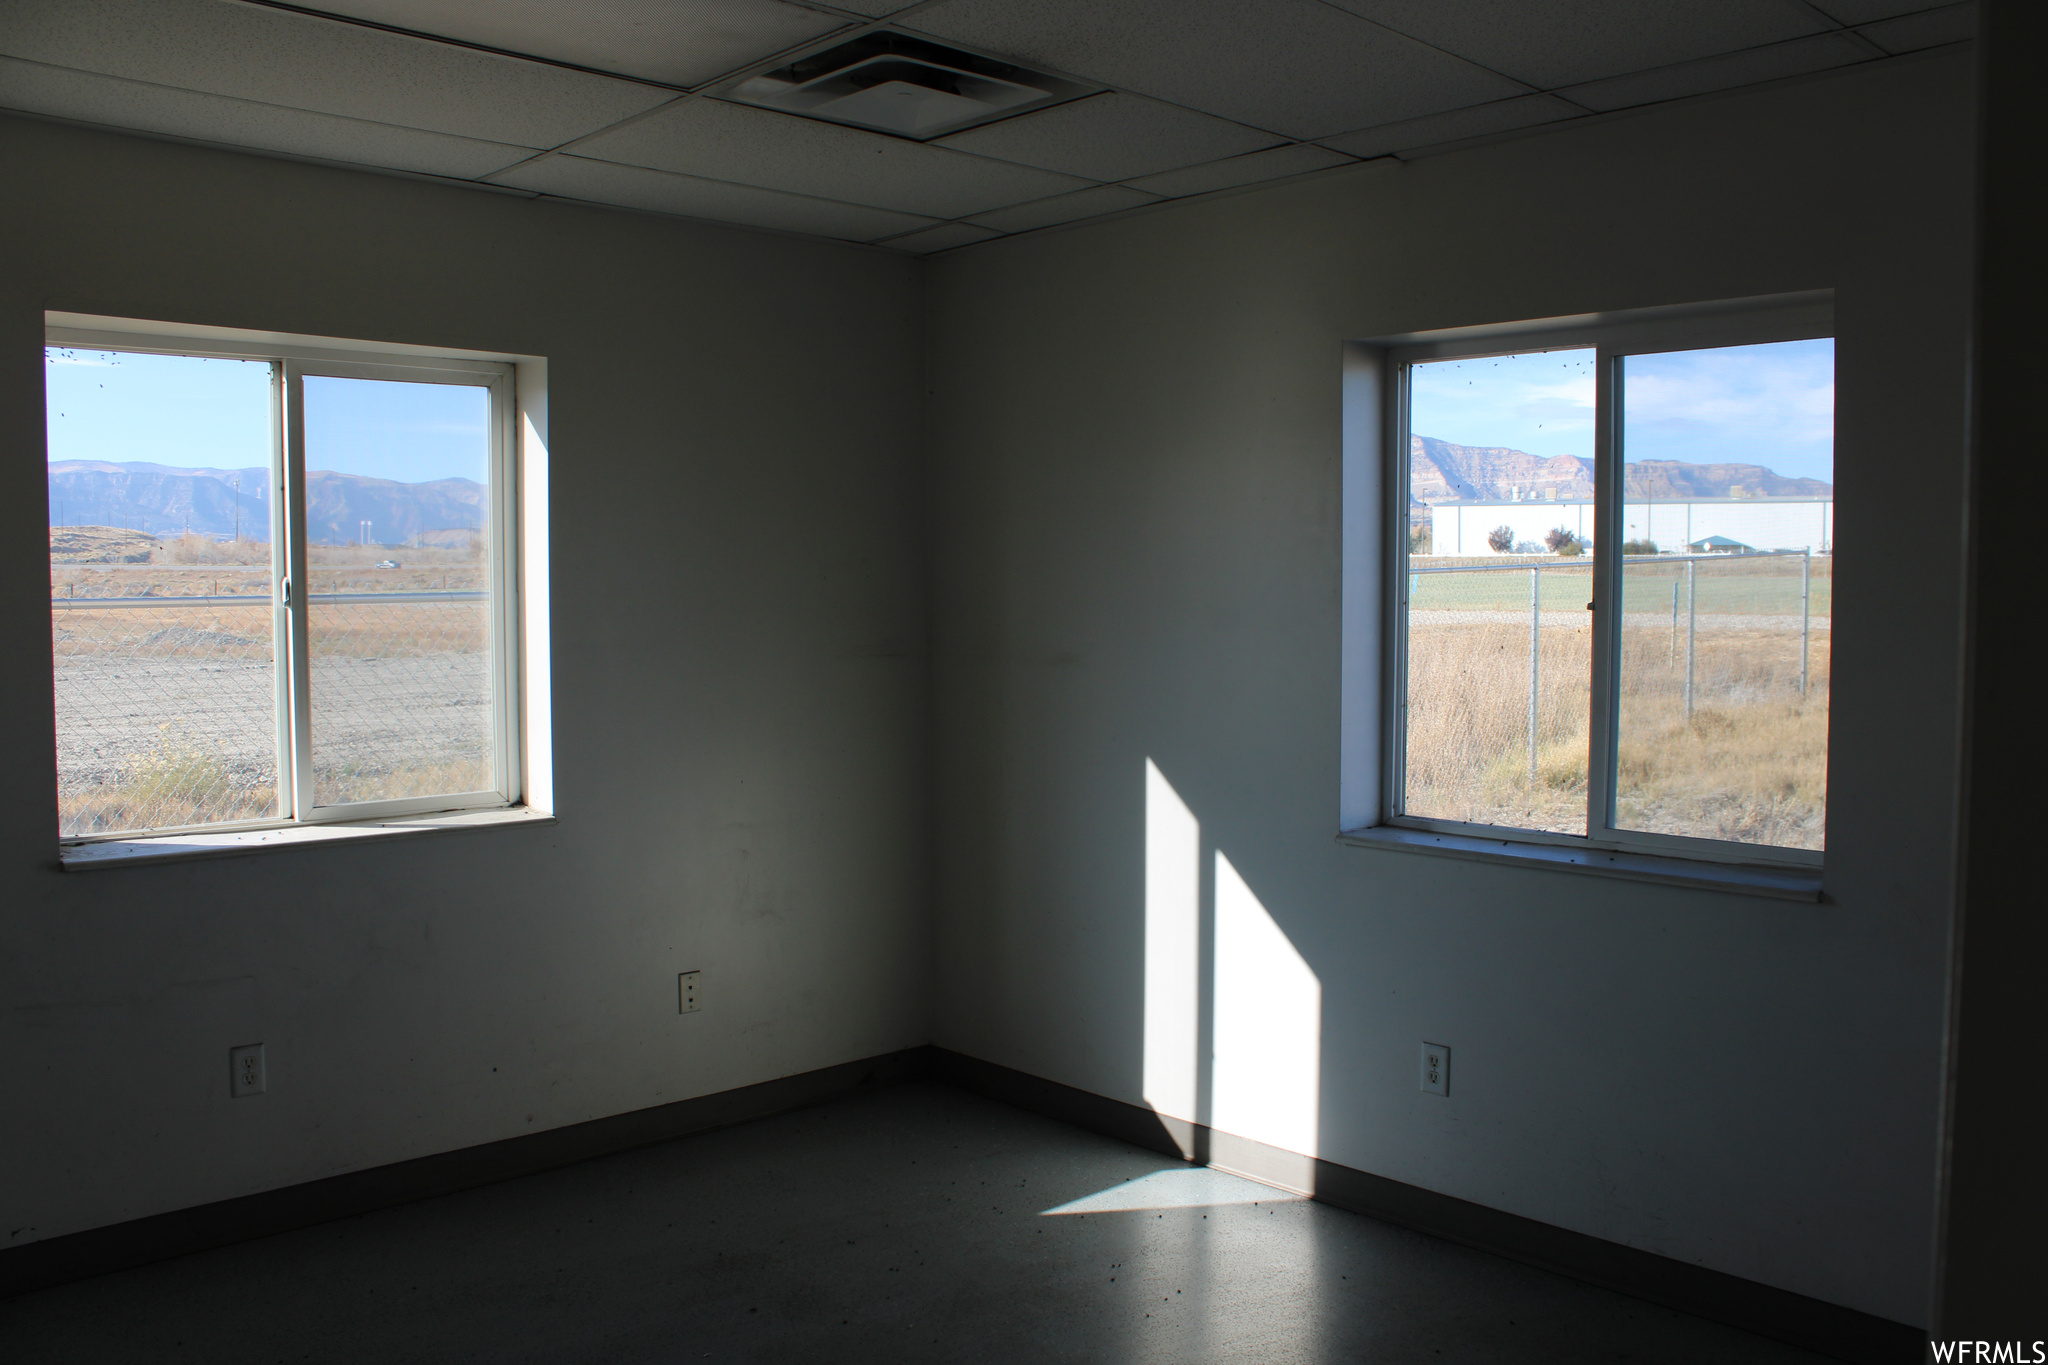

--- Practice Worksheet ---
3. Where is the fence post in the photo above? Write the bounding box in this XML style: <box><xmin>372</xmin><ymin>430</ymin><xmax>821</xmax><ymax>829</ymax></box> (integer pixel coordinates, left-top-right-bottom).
<box><xmin>1529</xmin><ymin>566</ymin><xmax>1540</xmax><ymax>784</ymax></box>
<box><xmin>1800</xmin><ymin>548</ymin><xmax>1811</xmax><ymax>698</ymax></box>
<box><xmin>1670</xmin><ymin>579</ymin><xmax>1678</xmax><ymax>667</ymax></box>
<box><xmin>1685</xmin><ymin>559</ymin><xmax>1697</xmax><ymax>721</ymax></box>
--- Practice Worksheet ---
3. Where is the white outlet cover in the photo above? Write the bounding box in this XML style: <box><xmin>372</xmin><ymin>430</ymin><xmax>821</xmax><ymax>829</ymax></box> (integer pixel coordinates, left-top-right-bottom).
<box><xmin>230</xmin><ymin>1043</ymin><xmax>266</xmax><ymax>1097</ymax></box>
<box><xmin>1420</xmin><ymin>1041</ymin><xmax>1450</xmax><ymax>1097</ymax></box>
<box><xmin>678</xmin><ymin>971</ymin><xmax>701</xmax><ymax>1014</ymax></box>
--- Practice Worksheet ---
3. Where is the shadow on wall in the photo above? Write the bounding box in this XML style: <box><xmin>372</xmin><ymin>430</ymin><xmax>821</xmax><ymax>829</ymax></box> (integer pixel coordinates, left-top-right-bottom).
<box><xmin>1144</xmin><ymin>758</ymin><xmax>1323</xmax><ymax>1188</ymax></box>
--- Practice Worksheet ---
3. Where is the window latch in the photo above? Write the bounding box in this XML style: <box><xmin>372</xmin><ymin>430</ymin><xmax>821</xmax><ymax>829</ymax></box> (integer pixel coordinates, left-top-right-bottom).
<box><xmin>280</xmin><ymin>577</ymin><xmax>292</xmax><ymax>608</ymax></box>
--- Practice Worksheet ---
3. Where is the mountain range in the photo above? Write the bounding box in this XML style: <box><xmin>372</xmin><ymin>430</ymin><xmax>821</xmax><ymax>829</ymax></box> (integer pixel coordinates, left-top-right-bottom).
<box><xmin>48</xmin><ymin>461</ymin><xmax>484</xmax><ymax>545</ymax></box>
<box><xmin>1411</xmin><ymin>435</ymin><xmax>1833</xmax><ymax>504</ymax></box>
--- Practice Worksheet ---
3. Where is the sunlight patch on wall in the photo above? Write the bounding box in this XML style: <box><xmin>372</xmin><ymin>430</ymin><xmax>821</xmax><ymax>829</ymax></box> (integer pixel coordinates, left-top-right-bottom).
<box><xmin>1143</xmin><ymin>758</ymin><xmax>1201</xmax><ymax>1124</ymax></box>
<box><xmin>1211</xmin><ymin>851</ymin><xmax>1321</xmax><ymax>1158</ymax></box>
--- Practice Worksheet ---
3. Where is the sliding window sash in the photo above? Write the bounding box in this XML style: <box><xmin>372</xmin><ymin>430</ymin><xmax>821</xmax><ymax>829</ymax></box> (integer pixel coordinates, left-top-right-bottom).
<box><xmin>1381</xmin><ymin>294</ymin><xmax>1833</xmax><ymax>870</ymax></box>
<box><xmin>44</xmin><ymin>321</ymin><xmax>524</xmax><ymax>836</ymax></box>
<box><xmin>279</xmin><ymin>355</ymin><xmax>519</xmax><ymax>824</ymax></box>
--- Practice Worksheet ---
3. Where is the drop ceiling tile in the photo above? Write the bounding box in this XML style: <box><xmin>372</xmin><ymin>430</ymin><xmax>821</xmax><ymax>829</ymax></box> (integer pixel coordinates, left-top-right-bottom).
<box><xmin>1856</xmin><ymin>3</ymin><xmax>1975</xmax><ymax>53</ymax></box>
<box><xmin>302</xmin><ymin>0</ymin><xmax>851</xmax><ymax>89</ymax></box>
<box><xmin>933</xmin><ymin>91</ymin><xmax>1281</xmax><ymax>182</ymax></box>
<box><xmin>1805</xmin><ymin>0</ymin><xmax>1948</xmax><ymax>21</ymax></box>
<box><xmin>569</xmin><ymin>96</ymin><xmax>1094</xmax><ymax>219</ymax></box>
<box><xmin>1556</xmin><ymin>32</ymin><xmax>1873</xmax><ymax>113</ymax></box>
<box><xmin>488</xmin><ymin>153</ymin><xmax>937</xmax><ymax>241</ymax></box>
<box><xmin>1318</xmin><ymin>94</ymin><xmax>1582</xmax><ymax>160</ymax></box>
<box><xmin>1326</xmin><ymin>1</ymin><xmax>1830</xmax><ymax>89</ymax></box>
<box><xmin>0</xmin><ymin>0</ymin><xmax>673</xmax><ymax>147</ymax></box>
<box><xmin>963</xmin><ymin>184</ymin><xmax>1160</xmax><ymax>234</ymax></box>
<box><xmin>877</xmin><ymin>223</ymin><xmax>1004</xmax><ymax>254</ymax></box>
<box><xmin>903</xmin><ymin>0</ymin><xmax>1528</xmax><ymax>141</ymax></box>
<box><xmin>1124</xmin><ymin>143</ymin><xmax>1353</xmax><ymax>199</ymax></box>
<box><xmin>0</xmin><ymin>56</ymin><xmax>539</xmax><ymax>178</ymax></box>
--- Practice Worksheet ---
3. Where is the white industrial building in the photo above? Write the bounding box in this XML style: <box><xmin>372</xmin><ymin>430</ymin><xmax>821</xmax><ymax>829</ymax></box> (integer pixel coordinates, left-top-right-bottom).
<box><xmin>1427</xmin><ymin>497</ymin><xmax>1833</xmax><ymax>555</ymax></box>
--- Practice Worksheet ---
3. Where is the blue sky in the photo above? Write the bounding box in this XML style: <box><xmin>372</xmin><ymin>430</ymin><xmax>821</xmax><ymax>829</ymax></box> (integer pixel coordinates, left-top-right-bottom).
<box><xmin>1409</xmin><ymin>338</ymin><xmax>1835</xmax><ymax>483</ymax></box>
<box><xmin>45</xmin><ymin>348</ymin><xmax>489</xmax><ymax>483</ymax></box>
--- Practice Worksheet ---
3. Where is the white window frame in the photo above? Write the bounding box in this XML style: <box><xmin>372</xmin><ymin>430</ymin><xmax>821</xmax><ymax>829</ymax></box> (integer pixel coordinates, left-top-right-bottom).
<box><xmin>46</xmin><ymin>314</ymin><xmax>542</xmax><ymax>843</ymax></box>
<box><xmin>1343</xmin><ymin>291</ymin><xmax>1834</xmax><ymax>878</ymax></box>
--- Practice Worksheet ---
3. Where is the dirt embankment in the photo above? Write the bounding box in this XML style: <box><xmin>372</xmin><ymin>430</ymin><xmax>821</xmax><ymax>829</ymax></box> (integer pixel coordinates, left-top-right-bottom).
<box><xmin>49</xmin><ymin>525</ymin><xmax>161</xmax><ymax>563</ymax></box>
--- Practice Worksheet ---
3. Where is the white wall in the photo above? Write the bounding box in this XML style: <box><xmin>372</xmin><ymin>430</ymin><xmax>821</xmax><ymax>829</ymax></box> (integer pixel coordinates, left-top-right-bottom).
<box><xmin>925</xmin><ymin>54</ymin><xmax>1972</xmax><ymax>1326</ymax></box>
<box><xmin>0</xmin><ymin>118</ymin><xmax>930</xmax><ymax>1244</ymax></box>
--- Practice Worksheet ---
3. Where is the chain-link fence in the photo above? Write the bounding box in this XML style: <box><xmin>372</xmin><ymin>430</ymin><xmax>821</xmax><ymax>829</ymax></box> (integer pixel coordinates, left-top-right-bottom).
<box><xmin>52</xmin><ymin>566</ymin><xmax>279</xmax><ymax>837</ymax></box>
<box><xmin>1403</xmin><ymin>558</ymin><xmax>1594</xmax><ymax>834</ymax></box>
<box><xmin>52</xmin><ymin>559</ymin><xmax>494</xmax><ymax>836</ymax></box>
<box><xmin>1401</xmin><ymin>551</ymin><xmax>1829</xmax><ymax>847</ymax></box>
<box><xmin>308</xmin><ymin>593</ymin><xmax>493</xmax><ymax>806</ymax></box>
<box><xmin>1614</xmin><ymin>551</ymin><xmax>1828</xmax><ymax>848</ymax></box>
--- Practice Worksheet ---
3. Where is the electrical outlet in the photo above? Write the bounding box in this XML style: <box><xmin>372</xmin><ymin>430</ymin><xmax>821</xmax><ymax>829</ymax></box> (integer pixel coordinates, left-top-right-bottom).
<box><xmin>678</xmin><ymin>971</ymin><xmax>701</xmax><ymax>1014</ymax></box>
<box><xmin>1419</xmin><ymin>1042</ymin><xmax>1450</xmax><ymax>1097</ymax></box>
<box><xmin>230</xmin><ymin>1043</ymin><xmax>266</xmax><ymax>1097</ymax></box>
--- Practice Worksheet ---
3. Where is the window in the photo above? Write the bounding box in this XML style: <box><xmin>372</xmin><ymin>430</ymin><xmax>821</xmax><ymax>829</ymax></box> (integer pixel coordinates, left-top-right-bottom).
<box><xmin>1352</xmin><ymin>295</ymin><xmax>1832</xmax><ymax>873</ymax></box>
<box><xmin>46</xmin><ymin>317</ymin><xmax>536</xmax><ymax>845</ymax></box>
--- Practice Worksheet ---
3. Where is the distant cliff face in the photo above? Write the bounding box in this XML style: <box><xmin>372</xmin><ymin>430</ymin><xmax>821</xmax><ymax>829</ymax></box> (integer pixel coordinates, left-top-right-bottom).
<box><xmin>1410</xmin><ymin>436</ymin><xmax>1832</xmax><ymax>503</ymax></box>
<box><xmin>1619</xmin><ymin>460</ymin><xmax>1833</xmax><ymax>499</ymax></box>
<box><xmin>1411</xmin><ymin>437</ymin><xmax>1594</xmax><ymax>503</ymax></box>
<box><xmin>48</xmin><ymin>462</ymin><xmax>485</xmax><ymax>544</ymax></box>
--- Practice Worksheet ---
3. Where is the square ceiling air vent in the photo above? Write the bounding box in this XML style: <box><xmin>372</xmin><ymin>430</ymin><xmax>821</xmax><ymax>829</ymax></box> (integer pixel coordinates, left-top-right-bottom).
<box><xmin>724</xmin><ymin>31</ymin><xmax>1095</xmax><ymax>141</ymax></box>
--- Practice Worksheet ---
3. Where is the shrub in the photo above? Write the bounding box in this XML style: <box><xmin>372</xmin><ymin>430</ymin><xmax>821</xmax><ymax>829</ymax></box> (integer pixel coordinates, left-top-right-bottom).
<box><xmin>1513</xmin><ymin>539</ymin><xmax>1542</xmax><ymax>554</ymax></box>
<box><xmin>1544</xmin><ymin>526</ymin><xmax>1580</xmax><ymax>555</ymax></box>
<box><xmin>1409</xmin><ymin>523</ymin><xmax>1432</xmax><ymax>554</ymax></box>
<box><xmin>1622</xmin><ymin>538</ymin><xmax>1659</xmax><ymax>556</ymax></box>
<box><xmin>1487</xmin><ymin>525</ymin><xmax>1515</xmax><ymax>553</ymax></box>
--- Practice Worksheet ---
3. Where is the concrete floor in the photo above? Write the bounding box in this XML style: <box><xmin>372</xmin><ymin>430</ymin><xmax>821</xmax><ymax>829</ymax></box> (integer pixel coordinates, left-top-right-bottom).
<box><xmin>1</xmin><ymin>1082</ymin><xmax>1832</xmax><ymax>1364</ymax></box>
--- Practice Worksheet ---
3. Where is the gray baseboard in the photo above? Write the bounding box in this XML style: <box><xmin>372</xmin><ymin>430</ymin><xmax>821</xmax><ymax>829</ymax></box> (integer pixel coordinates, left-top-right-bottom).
<box><xmin>1</xmin><ymin>1041</ymin><xmax>1927</xmax><ymax>1365</ymax></box>
<box><xmin>928</xmin><ymin>1047</ymin><xmax>1923</xmax><ymax>1365</ymax></box>
<box><xmin>0</xmin><ymin>1047</ymin><xmax>926</xmax><ymax>1300</ymax></box>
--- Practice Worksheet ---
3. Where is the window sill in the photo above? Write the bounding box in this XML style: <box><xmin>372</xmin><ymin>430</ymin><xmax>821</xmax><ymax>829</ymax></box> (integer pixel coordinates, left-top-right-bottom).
<box><xmin>1337</xmin><ymin>824</ymin><xmax>1823</xmax><ymax>902</ymax></box>
<box><xmin>59</xmin><ymin>806</ymin><xmax>555</xmax><ymax>871</ymax></box>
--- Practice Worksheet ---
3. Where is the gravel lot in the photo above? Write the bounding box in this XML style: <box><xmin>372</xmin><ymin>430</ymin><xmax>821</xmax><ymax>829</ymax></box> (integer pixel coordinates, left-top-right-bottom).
<box><xmin>54</xmin><ymin>652</ymin><xmax>491</xmax><ymax>792</ymax></box>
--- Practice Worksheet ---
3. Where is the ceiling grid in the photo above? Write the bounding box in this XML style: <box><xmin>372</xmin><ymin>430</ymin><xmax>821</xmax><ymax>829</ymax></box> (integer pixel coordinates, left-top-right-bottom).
<box><xmin>0</xmin><ymin>0</ymin><xmax>1977</xmax><ymax>254</ymax></box>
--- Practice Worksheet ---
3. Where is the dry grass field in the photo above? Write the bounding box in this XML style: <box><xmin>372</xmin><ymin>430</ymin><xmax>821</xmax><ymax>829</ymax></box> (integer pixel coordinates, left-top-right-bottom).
<box><xmin>52</xmin><ymin>528</ymin><xmax>492</xmax><ymax>837</ymax></box>
<box><xmin>1403</xmin><ymin>555</ymin><xmax>1829</xmax><ymax>849</ymax></box>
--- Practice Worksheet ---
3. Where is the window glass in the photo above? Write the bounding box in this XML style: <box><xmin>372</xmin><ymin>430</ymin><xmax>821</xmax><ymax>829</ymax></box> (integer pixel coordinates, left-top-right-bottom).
<box><xmin>46</xmin><ymin>348</ymin><xmax>280</xmax><ymax>837</ymax></box>
<box><xmin>302</xmin><ymin>375</ymin><xmax>494</xmax><ymax>806</ymax></box>
<box><xmin>1402</xmin><ymin>349</ymin><xmax>1595</xmax><ymax>834</ymax></box>
<box><xmin>1614</xmin><ymin>340</ymin><xmax>1833</xmax><ymax>848</ymax></box>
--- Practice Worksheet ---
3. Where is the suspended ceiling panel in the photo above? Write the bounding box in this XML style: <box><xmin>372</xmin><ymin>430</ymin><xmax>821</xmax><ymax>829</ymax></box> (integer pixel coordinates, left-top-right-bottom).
<box><xmin>1855</xmin><ymin>4</ymin><xmax>1978</xmax><ymax>52</ymax></box>
<box><xmin>1121</xmin><ymin>143</ymin><xmax>1353</xmax><ymax>200</ymax></box>
<box><xmin>1319</xmin><ymin>95</ymin><xmax>1583</xmax><ymax>161</ymax></box>
<box><xmin>963</xmin><ymin>184</ymin><xmax>1163</xmax><ymax>235</ymax></box>
<box><xmin>0</xmin><ymin>0</ymin><xmax>1977</xmax><ymax>255</ymax></box>
<box><xmin>0</xmin><ymin>0</ymin><xmax>672</xmax><ymax>145</ymax></box>
<box><xmin>490</xmin><ymin>152</ymin><xmax>937</xmax><ymax>241</ymax></box>
<box><xmin>933</xmin><ymin>91</ymin><xmax>1282</xmax><ymax>183</ymax></box>
<box><xmin>1555</xmin><ymin>31</ymin><xmax>1874</xmax><ymax>112</ymax></box>
<box><xmin>566</xmin><ymin>93</ymin><xmax>1094</xmax><ymax>219</ymax></box>
<box><xmin>301</xmin><ymin>0</ymin><xmax>851</xmax><ymax>88</ymax></box>
<box><xmin>903</xmin><ymin>0</ymin><xmax>1529</xmax><ymax>140</ymax></box>
<box><xmin>1807</xmin><ymin>0</ymin><xmax>1957</xmax><ymax>21</ymax></box>
<box><xmin>1325</xmin><ymin>0</ymin><xmax>1836</xmax><ymax>89</ymax></box>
